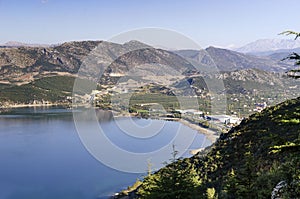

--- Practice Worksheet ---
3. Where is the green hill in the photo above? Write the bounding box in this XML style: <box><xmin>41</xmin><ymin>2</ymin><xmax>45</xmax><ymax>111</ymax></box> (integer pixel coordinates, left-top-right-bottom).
<box><xmin>0</xmin><ymin>76</ymin><xmax>75</xmax><ymax>103</ymax></box>
<box><xmin>127</xmin><ymin>97</ymin><xmax>300</xmax><ymax>198</ymax></box>
<box><xmin>193</xmin><ymin>97</ymin><xmax>300</xmax><ymax>198</ymax></box>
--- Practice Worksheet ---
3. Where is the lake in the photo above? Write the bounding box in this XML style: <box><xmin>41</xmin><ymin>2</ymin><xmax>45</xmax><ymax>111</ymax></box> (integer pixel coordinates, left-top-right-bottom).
<box><xmin>0</xmin><ymin>107</ymin><xmax>211</xmax><ymax>199</ymax></box>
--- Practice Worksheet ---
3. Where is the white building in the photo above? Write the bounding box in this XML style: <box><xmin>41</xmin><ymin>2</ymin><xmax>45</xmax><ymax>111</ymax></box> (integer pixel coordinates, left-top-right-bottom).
<box><xmin>206</xmin><ymin>115</ymin><xmax>240</xmax><ymax>125</ymax></box>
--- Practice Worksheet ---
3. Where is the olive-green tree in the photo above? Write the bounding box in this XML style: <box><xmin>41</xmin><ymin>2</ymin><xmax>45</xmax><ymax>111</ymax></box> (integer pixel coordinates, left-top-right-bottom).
<box><xmin>280</xmin><ymin>30</ymin><xmax>300</xmax><ymax>78</ymax></box>
<box><xmin>137</xmin><ymin>146</ymin><xmax>202</xmax><ymax>199</ymax></box>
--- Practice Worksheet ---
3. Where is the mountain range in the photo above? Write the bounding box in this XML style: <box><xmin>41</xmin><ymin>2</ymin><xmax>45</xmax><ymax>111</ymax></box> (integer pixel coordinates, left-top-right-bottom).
<box><xmin>1</xmin><ymin>39</ymin><xmax>295</xmax><ymax>84</ymax></box>
<box><xmin>0</xmin><ymin>39</ymin><xmax>300</xmax><ymax>109</ymax></box>
<box><xmin>175</xmin><ymin>47</ymin><xmax>291</xmax><ymax>72</ymax></box>
<box><xmin>235</xmin><ymin>38</ymin><xmax>300</xmax><ymax>54</ymax></box>
<box><xmin>1</xmin><ymin>39</ymin><xmax>299</xmax><ymax>198</ymax></box>
<box><xmin>0</xmin><ymin>41</ymin><xmax>52</xmax><ymax>48</ymax></box>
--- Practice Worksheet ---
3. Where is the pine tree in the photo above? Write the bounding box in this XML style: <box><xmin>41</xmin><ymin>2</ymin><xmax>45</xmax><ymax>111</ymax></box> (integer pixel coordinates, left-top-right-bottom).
<box><xmin>222</xmin><ymin>169</ymin><xmax>239</xmax><ymax>199</ymax></box>
<box><xmin>137</xmin><ymin>146</ymin><xmax>202</xmax><ymax>199</ymax></box>
<box><xmin>280</xmin><ymin>30</ymin><xmax>300</xmax><ymax>78</ymax></box>
<box><xmin>235</xmin><ymin>151</ymin><xmax>257</xmax><ymax>199</ymax></box>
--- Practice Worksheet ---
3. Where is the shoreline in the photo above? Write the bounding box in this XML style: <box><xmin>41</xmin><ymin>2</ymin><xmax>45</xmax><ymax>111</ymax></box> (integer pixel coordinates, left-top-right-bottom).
<box><xmin>178</xmin><ymin>119</ymin><xmax>219</xmax><ymax>143</ymax></box>
<box><xmin>0</xmin><ymin>103</ymin><xmax>70</xmax><ymax>109</ymax></box>
<box><xmin>0</xmin><ymin>105</ymin><xmax>221</xmax><ymax>199</ymax></box>
<box><xmin>112</xmin><ymin>111</ymin><xmax>219</xmax><ymax>144</ymax></box>
<box><xmin>112</xmin><ymin>111</ymin><xmax>220</xmax><ymax>154</ymax></box>
<box><xmin>1</xmin><ymin>104</ymin><xmax>220</xmax><ymax>140</ymax></box>
<box><xmin>1</xmin><ymin>105</ymin><xmax>220</xmax><ymax>152</ymax></box>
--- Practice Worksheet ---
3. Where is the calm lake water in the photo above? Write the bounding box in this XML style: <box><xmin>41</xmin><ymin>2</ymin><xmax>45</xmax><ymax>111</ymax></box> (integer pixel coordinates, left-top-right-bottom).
<box><xmin>0</xmin><ymin>107</ymin><xmax>211</xmax><ymax>199</ymax></box>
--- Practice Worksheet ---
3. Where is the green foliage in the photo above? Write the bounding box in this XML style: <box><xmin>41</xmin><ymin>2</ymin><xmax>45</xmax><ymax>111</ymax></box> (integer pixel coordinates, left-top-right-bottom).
<box><xmin>280</xmin><ymin>30</ymin><xmax>300</xmax><ymax>78</ymax></box>
<box><xmin>0</xmin><ymin>83</ymin><xmax>66</xmax><ymax>103</ymax></box>
<box><xmin>280</xmin><ymin>30</ymin><xmax>300</xmax><ymax>40</ymax></box>
<box><xmin>203</xmin><ymin>97</ymin><xmax>300</xmax><ymax>198</ymax></box>
<box><xmin>270</xmin><ymin>142</ymin><xmax>300</xmax><ymax>154</ymax></box>
<box><xmin>120</xmin><ymin>179</ymin><xmax>143</xmax><ymax>196</ymax></box>
<box><xmin>0</xmin><ymin>76</ymin><xmax>75</xmax><ymax>103</ymax></box>
<box><xmin>137</xmin><ymin>147</ymin><xmax>203</xmax><ymax>199</ymax></box>
<box><xmin>32</xmin><ymin>76</ymin><xmax>75</xmax><ymax>92</ymax></box>
<box><xmin>277</xmin><ymin>156</ymin><xmax>300</xmax><ymax>198</ymax></box>
<box><xmin>234</xmin><ymin>151</ymin><xmax>257</xmax><ymax>198</ymax></box>
<box><xmin>206</xmin><ymin>187</ymin><xmax>217</xmax><ymax>199</ymax></box>
<box><xmin>222</xmin><ymin>169</ymin><xmax>239</xmax><ymax>199</ymax></box>
<box><xmin>133</xmin><ymin>97</ymin><xmax>300</xmax><ymax>199</ymax></box>
<box><xmin>0</xmin><ymin>75</ymin><xmax>96</xmax><ymax>103</ymax></box>
<box><xmin>280</xmin><ymin>118</ymin><xmax>300</xmax><ymax>124</ymax></box>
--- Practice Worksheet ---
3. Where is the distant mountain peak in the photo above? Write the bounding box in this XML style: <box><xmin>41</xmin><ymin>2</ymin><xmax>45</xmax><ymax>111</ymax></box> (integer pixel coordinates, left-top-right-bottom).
<box><xmin>2</xmin><ymin>41</ymin><xmax>51</xmax><ymax>48</ymax></box>
<box><xmin>175</xmin><ymin>46</ymin><xmax>292</xmax><ymax>72</ymax></box>
<box><xmin>236</xmin><ymin>38</ymin><xmax>300</xmax><ymax>53</ymax></box>
<box><xmin>122</xmin><ymin>40</ymin><xmax>152</xmax><ymax>49</ymax></box>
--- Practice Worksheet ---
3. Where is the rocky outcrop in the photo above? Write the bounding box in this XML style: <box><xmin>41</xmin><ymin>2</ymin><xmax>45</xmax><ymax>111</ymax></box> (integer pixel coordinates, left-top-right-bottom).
<box><xmin>271</xmin><ymin>181</ymin><xmax>287</xmax><ymax>199</ymax></box>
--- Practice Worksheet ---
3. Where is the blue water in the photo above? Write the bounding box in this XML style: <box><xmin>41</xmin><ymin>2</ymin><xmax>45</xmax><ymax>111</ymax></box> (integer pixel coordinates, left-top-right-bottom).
<box><xmin>0</xmin><ymin>107</ymin><xmax>211</xmax><ymax>199</ymax></box>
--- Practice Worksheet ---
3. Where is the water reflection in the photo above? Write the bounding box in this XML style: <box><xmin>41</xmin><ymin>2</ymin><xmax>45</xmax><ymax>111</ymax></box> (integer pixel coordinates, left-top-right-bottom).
<box><xmin>75</xmin><ymin>108</ymin><xmax>114</xmax><ymax>122</ymax></box>
<box><xmin>0</xmin><ymin>107</ymin><xmax>210</xmax><ymax>198</ymax></box>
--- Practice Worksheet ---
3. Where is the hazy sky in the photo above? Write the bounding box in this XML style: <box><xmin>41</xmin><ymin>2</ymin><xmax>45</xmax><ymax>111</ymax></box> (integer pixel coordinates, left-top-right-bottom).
<box><xmin>0</xmin><ymin>0</ymin><xmax>299</xmax><ymax>48</ymax></box>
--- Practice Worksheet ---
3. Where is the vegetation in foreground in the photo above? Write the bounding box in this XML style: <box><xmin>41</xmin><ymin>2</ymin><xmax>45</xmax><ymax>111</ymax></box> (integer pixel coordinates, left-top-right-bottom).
<box><xmin>120</xmin><ymin>31</ymin><xmax>300</xmax><ymax>198</ymax></box>
<box><xmin>119</xmin><ymin>97</ymin><xmax>300</xmax><ymax>199</ymax></box>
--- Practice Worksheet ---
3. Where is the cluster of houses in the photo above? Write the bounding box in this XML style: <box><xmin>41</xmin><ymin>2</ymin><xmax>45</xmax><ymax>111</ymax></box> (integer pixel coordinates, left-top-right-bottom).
<box><xmin>205</xmin><ymin>115</ymin><xmax>240</xmax><ymax>125</ymax></box>
<box><xmin>176</xmin><ymin>109</ymin><xmax>241</xmax><ymax>126</ymax></box>
<box><xmin>78</xmin><ymin>88</ymin><xmax>270</xmax><ymax>128</ymax></box>
<box><xmin>254</xmin><ymin>102</ymin><xmax>268</xmax><ymax>112</ymax></box>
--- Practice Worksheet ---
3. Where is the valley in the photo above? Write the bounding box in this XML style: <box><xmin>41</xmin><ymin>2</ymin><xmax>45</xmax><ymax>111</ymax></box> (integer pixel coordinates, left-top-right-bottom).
<box><xmin>1</xmin><ymin>40</ymin><xmax>300</xmax><ymax>116</ymax></box>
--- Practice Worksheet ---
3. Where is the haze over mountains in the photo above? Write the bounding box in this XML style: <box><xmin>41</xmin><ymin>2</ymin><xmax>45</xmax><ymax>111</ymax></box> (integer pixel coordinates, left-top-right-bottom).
<box><xmin>1</xmin><ymin>39</ymin><xmax>300</xmax><ymax>117</ymax></box>
<box><xmin>1</xmin><ymin>41</ymin><xmax>52</xmax><ymax>48</ymax></box>
<box><xmin>0</xmin><ymin>39</ymin><xmax>294</xmax><ymax>85</ymax></box>
<box><xmin>235</xmin><ymin>38</ymin><xmax>300</xmax><ymax>54</ymax></box>
<box><xmin>175</xmin><ymin>47</ymin><xmax>291</xmax><ymax>72</ymax></box>
<box><xmin>0</xmin><ymin>39</ymin><xmax>298</xmax><ymax>86</ymax></box>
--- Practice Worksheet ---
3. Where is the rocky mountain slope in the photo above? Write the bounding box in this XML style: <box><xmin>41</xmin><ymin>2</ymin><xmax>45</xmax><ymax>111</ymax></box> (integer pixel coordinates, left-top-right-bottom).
<box><xmin>0</xmin><ymin>40</ymin><xmax>296</xmax><ymax>86</ymax></box>
<box><xmin>1</xmin><ymin>40</ymin><xmax>299</xmax><ymax>107</ymax></box>
<box><xmin>0</xmin><ymin>40</ymin><xmax>195</xmax><ymax>85</ymax></box>
<box><xmin>0</xmin><ymin>41</ymin><xmax>101</xmax><ymax>84</ymax></box>
<box><xmin>175</xmin><ymin>46</ymin><xmax>292</xmax><ymax>72</ymax></box>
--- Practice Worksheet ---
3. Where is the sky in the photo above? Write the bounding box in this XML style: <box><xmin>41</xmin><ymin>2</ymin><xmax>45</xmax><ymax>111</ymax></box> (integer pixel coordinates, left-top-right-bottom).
<box><xmin>0</xmin><ymin>0</ymin><xmax>300</xmax><ymax>48</ymax></box>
